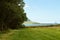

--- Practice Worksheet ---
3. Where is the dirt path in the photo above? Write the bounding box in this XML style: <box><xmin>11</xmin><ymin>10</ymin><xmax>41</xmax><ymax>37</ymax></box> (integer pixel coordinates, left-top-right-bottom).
<box><xmin>0</xmin><ymin>30</ymin><xmax>18</xmax><ymax>40</ymax></box>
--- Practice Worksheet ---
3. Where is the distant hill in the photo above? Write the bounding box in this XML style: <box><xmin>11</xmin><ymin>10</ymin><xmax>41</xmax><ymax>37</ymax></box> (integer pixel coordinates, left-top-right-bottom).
<box><xmin>23</xmin><ymin>20</ymin><xmax>59</xmax><ymax>27</ymax></box>
<box><xmin>23</xmin><ymin>21</ymin><xmax>40</xmax><ymax>24</ymax></box>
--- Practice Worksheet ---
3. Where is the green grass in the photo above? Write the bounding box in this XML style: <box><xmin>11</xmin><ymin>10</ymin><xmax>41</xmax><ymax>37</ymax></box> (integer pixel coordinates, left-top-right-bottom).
<box><xmin>1</xmin><ymin>28</ymin><xmax>60</xmax><ymax>40</ymax></box>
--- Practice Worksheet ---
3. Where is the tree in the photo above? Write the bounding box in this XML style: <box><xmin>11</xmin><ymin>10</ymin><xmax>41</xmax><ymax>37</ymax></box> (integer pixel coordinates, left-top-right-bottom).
<box><xmin>0</xmin><ymin>0</ymin><xmax>27</xmax><ymax>31</ymax></box>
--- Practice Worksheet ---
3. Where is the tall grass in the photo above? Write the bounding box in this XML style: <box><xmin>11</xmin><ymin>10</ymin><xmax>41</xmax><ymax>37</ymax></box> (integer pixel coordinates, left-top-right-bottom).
<box><xmin>1</xmin><ymin>28</ymin><xmax>60</xmax><ymax>40</ymax></box>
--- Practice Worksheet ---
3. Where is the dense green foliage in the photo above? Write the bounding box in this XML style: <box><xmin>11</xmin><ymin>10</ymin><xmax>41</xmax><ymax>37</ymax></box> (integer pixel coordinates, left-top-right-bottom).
<box><xmin>0</xmin><ymin>0</ymin><xmax>27</xmax><ymax>31</ymax></box>
<box><xmin>1</xmin><ymin>28</ymin><xmax>60</xmax><ymax>40</ymax></box>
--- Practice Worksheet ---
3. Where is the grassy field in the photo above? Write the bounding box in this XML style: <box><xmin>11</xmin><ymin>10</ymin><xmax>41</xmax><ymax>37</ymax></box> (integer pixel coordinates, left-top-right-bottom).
<box><xmin>0</xmin><ymin>27</ymin><xmax>60</xmax><ymax>40</ymax></box>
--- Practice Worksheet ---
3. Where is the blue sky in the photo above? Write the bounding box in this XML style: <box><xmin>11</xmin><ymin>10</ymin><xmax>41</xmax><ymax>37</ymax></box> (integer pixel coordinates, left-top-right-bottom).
<box><xmin>24</xmin><ymin>0</ymin><xmax>60</xmax><ymax>23</ymax></box>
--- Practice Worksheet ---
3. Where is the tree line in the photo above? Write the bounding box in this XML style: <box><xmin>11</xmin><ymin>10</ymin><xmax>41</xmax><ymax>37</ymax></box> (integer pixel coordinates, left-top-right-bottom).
<box><xmin>0</xmin><ymin>0</ymin><xmax>27</xmax><ymax>32</ymax></box>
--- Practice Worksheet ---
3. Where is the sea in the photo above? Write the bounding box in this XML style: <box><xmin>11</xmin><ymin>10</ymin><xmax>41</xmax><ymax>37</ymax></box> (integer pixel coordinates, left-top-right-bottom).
<box><xmin>24</xmin><ymin>23</ymin><xmax>57</xmax><ymax>26</ymax></box>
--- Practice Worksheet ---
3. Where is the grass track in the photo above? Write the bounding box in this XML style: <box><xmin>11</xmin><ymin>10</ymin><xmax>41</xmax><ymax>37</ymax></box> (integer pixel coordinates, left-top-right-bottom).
<box><xmin>0</xmin><ymin>27</ymin><xmax>60</xmax><ymax>40</ymax></box>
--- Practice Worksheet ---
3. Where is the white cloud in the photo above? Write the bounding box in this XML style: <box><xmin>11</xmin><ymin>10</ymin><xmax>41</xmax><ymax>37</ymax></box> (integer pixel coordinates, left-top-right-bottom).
<box><xmin>18</xmin><ymin>4</ymin><xmax>21</xmax><ymax>6</ymax></box>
